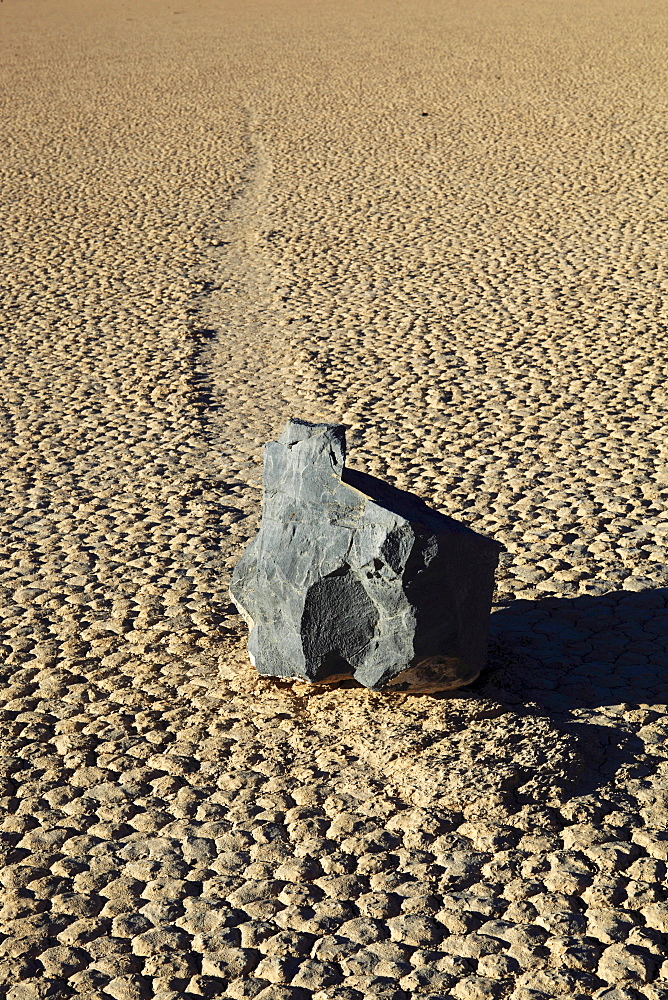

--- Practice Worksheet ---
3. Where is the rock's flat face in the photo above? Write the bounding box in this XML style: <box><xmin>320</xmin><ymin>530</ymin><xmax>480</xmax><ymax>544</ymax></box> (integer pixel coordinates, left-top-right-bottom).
<box><xmin>230</xmin><ymin>419</ymin><xmax>502</xmax><ymax>690</ymax></box>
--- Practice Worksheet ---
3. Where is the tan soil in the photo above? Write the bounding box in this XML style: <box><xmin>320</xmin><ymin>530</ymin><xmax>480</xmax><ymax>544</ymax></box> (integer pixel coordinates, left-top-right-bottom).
<box><xmin>1</xmin><ymin>1</ymin><xmax>668</xmax><ymax>998</ymax></box>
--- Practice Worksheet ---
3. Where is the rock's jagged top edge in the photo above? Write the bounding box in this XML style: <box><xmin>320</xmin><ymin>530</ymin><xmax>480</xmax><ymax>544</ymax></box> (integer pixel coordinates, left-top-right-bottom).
<box><xmin>277</xmin><ymin>418</ymin><xmax>346</xmax><ymax>451</ymax></box>
<box><xmin>271</xmin><ymin>419</ymin><xmax>502</xmax><ymax>548</ymax></box>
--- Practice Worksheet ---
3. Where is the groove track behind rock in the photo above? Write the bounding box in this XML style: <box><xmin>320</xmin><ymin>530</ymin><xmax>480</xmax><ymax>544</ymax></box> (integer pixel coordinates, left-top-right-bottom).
<box><xmin>189</xmin><ymin>111</ymin><xmax>300</xmax><ymax>567</ymax></box>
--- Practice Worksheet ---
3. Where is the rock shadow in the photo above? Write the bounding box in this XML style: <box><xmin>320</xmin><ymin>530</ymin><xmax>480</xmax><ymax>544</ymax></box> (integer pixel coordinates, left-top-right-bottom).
<box><xmin>470</xmin><ymin>587</ymin><xmax>668</xmax><ymax>798</ymax></box>
<box><xmin>484</xmin><ymin>586</ymin><xmax>668</xmax><ymax>712</ymax></box>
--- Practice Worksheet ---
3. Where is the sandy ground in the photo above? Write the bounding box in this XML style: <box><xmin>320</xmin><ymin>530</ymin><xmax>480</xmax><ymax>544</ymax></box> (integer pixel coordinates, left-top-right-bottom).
<box><xmin>1</xmin><ymin>0</ymin><xmax>668</xmax><ymax>998</ymax></box>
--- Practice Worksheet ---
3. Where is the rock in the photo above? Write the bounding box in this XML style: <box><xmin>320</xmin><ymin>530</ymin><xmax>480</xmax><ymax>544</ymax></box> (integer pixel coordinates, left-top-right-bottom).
<box><xmin>131</xmin><ymin>927</ymin><xmax>190</xmax><ymax>956</ymax></box>
<box><xmin>262</xmin><ymin>930</ymin><xmax>316</xmax><ymax>957</ymax></box>
<box><xmin>225</xmin><ymin>980</ymin><xmax>270</xmax><ymax>1000</ymax></box>
<box><xmin>104</xmin><ymin>977</ymin><xmax>150</xmax><ymax>1000</ymax></box>
<box><xmin>641</xmin><ymin>902</ymin><xmax>668</xmax><ymax>932</ymax></box>
<box><xmin>88</xmin><ymin>954</ymin><xmax>144</xmax><ymax>979</ymax></box>
<box><xmin>112</xmin><ymin>913</ymin><xmax>153</xmax><ymax>939</ymax></box>
<box><xmin>311</xmin><ymin>935</ymin><xmax>357</xmax><ymax>962</ymax></box>
<box><xmin>239</xmin><ymin>920</ymin><xmax>277</xmax><ymax>949</ymax></box>
<box><xmin>338</xmin><ymin>917</ymin><xmax>389</xmax><ymax>945</ymax></box>
<box><xmin>598</xmin><ymin>943</ymin><xmax>657</xmax><ymax>983</ymax></box>
<box><xmin>386</xmin><ymin>914</ymin><xmax>443</xmax><ymax>947</ymax></box>
<box><xmin>452</xmin><ymin>976</ymin><xmax>506</xmax><ymax>1000</ymax></box>
<box><xmin>230</xmin><ymin>419</ymin><xmax>501</xmax><ymax>690</ymax></box>
<box><xmin>587</xmin><ymin>908</ymin><xmax>639</xmax><ymax>943</ymax></box>
<box><xmin>291</xmin><ymin>959</ymin><xmax>343</xmax><ymax>989</ymax></box>
<box><xmin>254</xmin><ymin>987</ymin><xmax>311</xmax><ymax>1000</ymax></box>
<box><xmin>200</xmin><ymin>947</ymin><xmax>260</xmax><ymax>979</ymax></box>
<box><xmin>37</xmin><ymin>944</ymin><xmax>88</xmax><ymax>977</ymax></box>
<box><xmin>254</xmin><ymin>956</ymin><xmax>299</xmax><ymax>984</ymax></box>
<box><xmin>477</xmin><ymin>953</ymin><xmax>519</xmax><ymax>977</ymax></box>
<box><xmin>69</xmin><ymin>971</ymin><xmax>113</xmax><ymax>995</ymax></box>
<box><xmin>400</xmin><ymin>967</ymin><xmax>456</xmax><ymax>993</ymax></box>
<box><xmin>642</xmin><ymin>984</ymin><xmax>668</xmax><ymax>1000</ymax></box>
<box><xmin>357</xmin><ymin>893</ymin><xmax>402</xmax><ymax>919</ymax></box>
<box><xmin>440</xmin><ymin>933</ymin><xmax>505</xmax><ymax>959</ymax></box>
<box><xmin>340</xmin><ymin>948</ymin><xmax>381</xmax><ymax>977</ymax></box>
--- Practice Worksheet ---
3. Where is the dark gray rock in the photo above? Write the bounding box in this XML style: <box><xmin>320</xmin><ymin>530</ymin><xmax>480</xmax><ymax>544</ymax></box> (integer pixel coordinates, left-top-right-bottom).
<box><xmin>230</xmin><ymin>419</ymin><xmax>502</xmax><ymax>691</ymax></box>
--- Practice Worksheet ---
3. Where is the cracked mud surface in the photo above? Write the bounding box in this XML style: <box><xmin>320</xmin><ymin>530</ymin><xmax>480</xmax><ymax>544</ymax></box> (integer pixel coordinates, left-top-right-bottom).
<box><xmin>1</xmin><ymin>1</ymin><xmax>668</xmax><ymax>998</ymax></box>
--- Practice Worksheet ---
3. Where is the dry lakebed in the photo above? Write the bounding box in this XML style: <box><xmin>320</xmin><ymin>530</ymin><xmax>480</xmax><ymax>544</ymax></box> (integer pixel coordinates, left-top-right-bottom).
<box><xmin>1</xmin><ymin>1</ymin><xmax>667</xmax><ymax>999</ymax></box>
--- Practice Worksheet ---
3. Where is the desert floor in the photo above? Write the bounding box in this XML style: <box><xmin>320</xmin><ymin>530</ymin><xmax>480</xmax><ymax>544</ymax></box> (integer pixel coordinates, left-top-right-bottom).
<box><xmin>1</xmin><ymin>0</ymin><xmax>668</xmax><ymax>998</ymax></box>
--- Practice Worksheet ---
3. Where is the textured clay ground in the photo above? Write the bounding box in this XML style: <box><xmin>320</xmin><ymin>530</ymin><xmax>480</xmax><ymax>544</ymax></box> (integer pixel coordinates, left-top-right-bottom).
<box><xmin>1</xmin><ymin>1</ymin><xmax>668</xmax><ymax>998</ymax></box>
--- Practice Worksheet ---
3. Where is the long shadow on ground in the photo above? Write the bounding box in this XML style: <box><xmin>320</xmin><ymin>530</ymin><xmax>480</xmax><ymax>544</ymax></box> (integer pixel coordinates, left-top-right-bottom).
<box><xmin>470</xmin><ymin>587</ymin><xmax>668</xmax><ymax>799</ymax></box>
